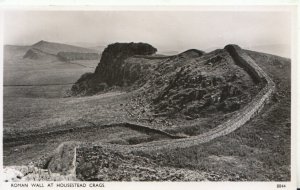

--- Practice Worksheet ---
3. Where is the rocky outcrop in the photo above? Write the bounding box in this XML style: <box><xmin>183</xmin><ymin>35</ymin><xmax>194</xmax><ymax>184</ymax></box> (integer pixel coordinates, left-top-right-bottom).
<box><xmin>71</xmin><ymin>42</ymin><xmax>157</xmax><ymax>95</ymax></box>
<box><xmin>94</xmin><ymin>43</ymin><xmax>157</xmax><ymax>83</ymax></box>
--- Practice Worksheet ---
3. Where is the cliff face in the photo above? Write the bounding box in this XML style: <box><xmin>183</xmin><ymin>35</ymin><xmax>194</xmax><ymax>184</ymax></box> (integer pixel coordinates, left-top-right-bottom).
<box><xmin>71</xmin><ymin>42</ymin><xmax>157</xmax><ymax>95</ymax></box>
<box><xmin>94</xmin><ymin>42</ymin><xmax>157</xmax><ymax>86</ymax></box>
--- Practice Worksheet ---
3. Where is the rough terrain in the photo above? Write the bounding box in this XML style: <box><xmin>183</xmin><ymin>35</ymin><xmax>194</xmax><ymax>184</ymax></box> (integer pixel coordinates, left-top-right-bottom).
<box><xmin>3</xmin><ymin>42</ymin><xmax>290</xmax><ymax>181</ymax></box>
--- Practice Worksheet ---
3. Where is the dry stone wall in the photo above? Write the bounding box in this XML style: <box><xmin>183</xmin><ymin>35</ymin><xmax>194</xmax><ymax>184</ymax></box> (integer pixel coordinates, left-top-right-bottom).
<box><xmin>70</xmin><ymin>45</ymin><xmax>276</xmax><ymax>154</ymax></box>
<box><xmin>118</xmin><ymin>44</ymin><xmax>276</xmax><ymax>152</ymax></box>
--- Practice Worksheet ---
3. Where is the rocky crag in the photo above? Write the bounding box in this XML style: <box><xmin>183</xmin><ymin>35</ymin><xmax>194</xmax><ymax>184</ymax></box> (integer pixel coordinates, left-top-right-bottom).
<box><xmin>72</xmin><ymin>43</ymin><xmax>259</xmax><ymax>121</ymax></box>
<box><xmin>71</xmin><ymin>42</ymin><xmax>158</xmax><ymax>95</ymax></box>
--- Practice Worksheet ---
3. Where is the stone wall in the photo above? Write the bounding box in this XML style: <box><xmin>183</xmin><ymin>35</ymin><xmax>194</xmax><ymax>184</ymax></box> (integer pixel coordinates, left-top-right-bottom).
<box><xmin>72</xmin><ymin>45</ymin><xmax>275</xmax><ymax>153</ymax></box>
<box><xmin>69</xmin><ymin>45</ymin><xmax>275</xmax><ymax>154</ymax></box>
<box><xmin>122</xmin><ymin>44</ymin><xmax>276</xmax><ymax>152</ymax></box>
<box><xmin>225</xmin><ymin>45</ymin><xmax>264</xmax><ymax>84</ymax></box>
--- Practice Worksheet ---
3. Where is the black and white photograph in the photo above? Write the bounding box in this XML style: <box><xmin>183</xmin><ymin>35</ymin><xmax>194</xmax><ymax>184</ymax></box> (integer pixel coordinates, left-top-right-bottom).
<box><xmin>0</xmin><ymin>3</ymin><xmax>297</xmax><ymax>189</ymax></box>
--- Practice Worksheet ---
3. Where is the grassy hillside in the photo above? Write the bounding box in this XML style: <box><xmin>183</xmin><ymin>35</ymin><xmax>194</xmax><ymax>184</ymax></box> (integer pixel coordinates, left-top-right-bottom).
<box><xmin>22</xmin><ymin>40</ymin><xmax>100</xmax><ymax>62</ymax></box>
<box><xmin>4</xmin><ymin>44</ymin><xmax>98</xmax><ymax>98</ymax></box>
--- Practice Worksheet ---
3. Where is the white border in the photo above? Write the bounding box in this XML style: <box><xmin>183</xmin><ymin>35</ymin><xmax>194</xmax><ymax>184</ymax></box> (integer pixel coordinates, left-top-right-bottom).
<box><xmin>0</xmin><ymin>0</ymin><xmax>298</xmax><ymax>6</ymax></box>
<box><xmin>0</xmin><ymin>2</ymin><xmax>298</xmax><ymax>190</ymax></box>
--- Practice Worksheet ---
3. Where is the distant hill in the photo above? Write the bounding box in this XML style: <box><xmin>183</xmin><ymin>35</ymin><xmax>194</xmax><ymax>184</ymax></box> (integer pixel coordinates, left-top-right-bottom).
<box><xmin>246</xmin><ymin>44</ymin><xmax>290</xmax><ymax>58</ymax></box>
<box><xmin>157</xmin><ymin>50</ymin><xmax>179</xmax><ymax>56</ymax></box>
<box><xmin>23</xmin><ymin>40</ymin><xmax>100</xmax><ymax>61</ymax></box>
<box><xmin>31</xmin><ymin>40</ymin><xmax>98</xmax><ymax>55</ymax></box>
<box><xmin>67</xmin><ymin>42</ymin><xmax>106</xmax><ymax>52</ymax></box>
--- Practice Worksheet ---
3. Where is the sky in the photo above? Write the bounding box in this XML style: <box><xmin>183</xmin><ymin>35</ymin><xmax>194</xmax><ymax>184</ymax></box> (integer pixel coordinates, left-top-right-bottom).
<box><xmin>3</xmin><ymin>8</ymin><xmax>292</xmax><ymax>57</ymax></box>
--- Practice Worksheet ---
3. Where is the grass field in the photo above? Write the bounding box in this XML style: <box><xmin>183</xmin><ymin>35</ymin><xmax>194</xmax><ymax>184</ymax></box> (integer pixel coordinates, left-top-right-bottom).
<box><xmin>4</xmin><ymin>45</ymin><xmax>97</xmax><ymax>98</ymax></box>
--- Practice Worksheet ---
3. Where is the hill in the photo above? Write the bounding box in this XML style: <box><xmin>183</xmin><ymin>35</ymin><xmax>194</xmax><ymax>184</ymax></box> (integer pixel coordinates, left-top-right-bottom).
<box><xmin>87</xmin><ymin>45</ymin><xmax>106</xmax><ymax>53</ymax></box>
<box><xmin>3</xmin><ymin>43</ymin><xmax>98</xmax><ymax>98</ymax></box>
<box><xmin>31</xmin><ymin>40</ymin><xmax>98</xmax><ymax>55</ymax></box>
<box><xmin>23</xmin><ymin>40</ymin><xmax>100</xmax><ymax>61</ymax></box>
<box><xmin>72</xmin><ymin>43</ymin><xmax>260</xmax><ymax>122</ymax></box>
